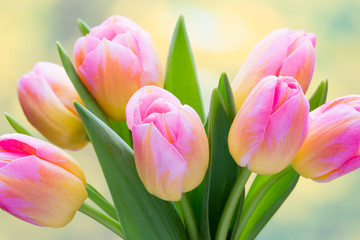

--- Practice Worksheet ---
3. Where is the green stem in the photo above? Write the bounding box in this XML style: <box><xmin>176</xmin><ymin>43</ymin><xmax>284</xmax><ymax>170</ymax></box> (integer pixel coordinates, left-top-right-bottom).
<box><xmin>215</xmin><ymin>168</ymin><xmax>251</xmax><ymax>240</ymax></box>
<box><xmin>231</xmin><ymin>169</ymin><xmax>295</xmax><ymax>240</ymax></box>
<box><xmin>179</xmin><ymin>194</ymin><xmax>200</xmax><ymax>240</ymax></box>
<box><xmin>86</xmin><ymin>184</ymin><xmax>118</xmax><ymax>220</ymax></box>
<box><xmin>79</xmin><ymin>202</ymin><xmax>124</xmax><ymax>238</ymax></box>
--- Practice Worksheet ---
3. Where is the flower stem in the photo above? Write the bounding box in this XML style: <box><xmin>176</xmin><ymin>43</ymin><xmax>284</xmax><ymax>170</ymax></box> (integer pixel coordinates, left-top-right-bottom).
<box><xmin>215</xmin><ymin>168</ymin><xmax>251</xmax><ymax>240</ymax></box>
<box><xmin>79</xmin><ymin>202</ymin><xmax>124</xmax><ymax>238</ymax></box>
<box><xmin>86</xmin><ymin>183</ymin><xmax>118</xmax><ymax>220</ymax></box>
<box><xmin>179</xmin><ymin>194</ymin><xmax>200</xmax><ymax>240</ymax></box>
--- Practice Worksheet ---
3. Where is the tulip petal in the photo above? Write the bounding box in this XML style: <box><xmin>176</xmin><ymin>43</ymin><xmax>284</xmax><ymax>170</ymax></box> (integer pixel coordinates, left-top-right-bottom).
<box><xmin>126</xmin><ymin>86</ymin><xmax>182</xmax><ymax>129</ymax></box>
<box><xmin>228</xmin><ymin>76</ymin><xmax>277</xmax><ymax>167</ymax></box>
<box><xmin>32</xmin><ymin>62</ymin><xmax>83</xmax><ymax>115</ymax></box>
<box><xmin>0</xmin><ymin>156</ymin><xmax>87</xmax><ymax>227</ymax></box>
<box><xmin>136</xmin><ymin>35</ymin><xmax>163</xmax><ymax>87</ymax></box>
<box><xmin>250</xmin><ymin>92</ymin><xmax>309</xmax><ymax>174</ymax></box>
<box><xmin>17</xmin><ymin>76</ymin><xmax>87</xmax><ymax>150</ymax></box>
<box><xmin>293</xmin><ymin>104</ymin><xmax>360</xmax><ymax>179</ymax></box>
<box><xmin>279</xmin><ymin>39</ymin><xmax>315</xmax><ymax>93</ymax></box>
<box><xmin>313</xmin><ymin>155</ymin><xmax>360</xmax><ymax>182</ymax></box>
<box><xmin>173</xmin><ymin>106</ymin><xmax>209</xmax><ymax>192</ymax></box>
<box><xmin>73</xmin><ymin>37</ymin><xmax>86</xmax><ymax>70</ymax></box>
<box><xmin>231</xmin><ymin>29</ymin><xmax>289</xmax><ymax>109</ymax></box>
<box><xmin>132</xmin><ymin>123</ymin><xmax>187</xmax><ymax>201</ymax></box>
<box><xmin>0</xmin><ymin>134</ymin><xmax>86</xmax><ymax>185</ymax></box>
<box><xmin>78</xmin><ymin>39</ymin><xmax>143</xmax><ymax>121</ymax></box>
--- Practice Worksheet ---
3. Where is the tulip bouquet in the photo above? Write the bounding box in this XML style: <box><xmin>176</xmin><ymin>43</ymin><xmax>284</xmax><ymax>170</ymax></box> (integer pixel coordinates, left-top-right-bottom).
<box><xmin>2</xmin><ymin>14</ymin><xmax>359</xmax><ymax>240</ymax></box>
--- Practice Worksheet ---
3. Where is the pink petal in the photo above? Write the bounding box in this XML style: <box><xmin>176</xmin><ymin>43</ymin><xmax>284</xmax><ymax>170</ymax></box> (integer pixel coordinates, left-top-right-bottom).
<box><xmin>250</xmin><ymin>92</ymin><xmax>309</xmax><ymax>174</ymax></box>
<box><xmin>0</xmin><ymin>134</ymin><xmax>86</xmax><ymax>185</ymax></box>
<box><xmin>228</xmin><ymin>76</ymin><xmax>278</xmax><ymax>167</ymax></box>
<box><xmin>0</xmin><ymin>155</ymin><xmax>87</xmax><ymax>227</ymax></box>
<box><xmin>126</xmin><ymin>86</ymin><xmax>182</xmax><ymax>129</ymax></box>
<box><xmin>279</xmin><ymin>39</ymin><xmax>315</xmax><ymax>93</ymax></box>
<box><xmin>231</xmin><ymin>29</ymin><xmax>290</xmax><ymax>109</ymax></box>
<box><xmin>17</xmin><ymin>76</ymin><xmax>86</xmax><ymax>150</ymax></box>
<box><xmin>293</xmin><ymin>104</ymin><xmax>360</xmax><ymax>179</ymax></box>
<box><xmin>132</xmin><ymin>123</ymin><xmax>187</xmax><ymax>201</ymax></box>
<box><xmin>172</xmin><ymin>106</ymin><xmax>209</xmax><ymax>191</ymax></box>
<box><xmin>78</xmin><ymin>39</ymin><xmax>143</xmax><ymax>121</ymax></box>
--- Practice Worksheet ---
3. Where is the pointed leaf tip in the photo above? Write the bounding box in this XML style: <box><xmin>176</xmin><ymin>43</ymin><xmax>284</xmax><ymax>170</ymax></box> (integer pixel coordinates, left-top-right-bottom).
<box><xmin>309</xmin><ymin>78</ymin><xmax>329</xmax><ymax>111</ymax></box>
<box><xmin>164</xmin><ymin>15</ymin><xmax>204</xmax><ymax>122</ymax></box>
<box><xmin>77</xmin><ymin>18</ymin><xmax>91</xmax><ymax>35</ymax></box>
<box><xmin>4</xmin><ymin>113</ymin><xmax>33</xmax><ymax>136</ymax></box>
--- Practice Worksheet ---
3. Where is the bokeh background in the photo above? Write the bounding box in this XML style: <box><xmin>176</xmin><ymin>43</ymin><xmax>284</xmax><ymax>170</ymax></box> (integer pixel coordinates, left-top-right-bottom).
<box><xmin>1</xmin><ymin>0</ymin><xmax>360</xmax><ymax>239</ymax></box>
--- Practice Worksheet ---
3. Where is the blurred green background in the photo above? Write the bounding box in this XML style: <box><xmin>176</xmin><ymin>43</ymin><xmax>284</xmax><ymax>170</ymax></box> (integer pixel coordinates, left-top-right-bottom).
<box><xmin>1</xmin><ymin>0</ymin><xmax>360</xmax><ymax>239</ymax></box>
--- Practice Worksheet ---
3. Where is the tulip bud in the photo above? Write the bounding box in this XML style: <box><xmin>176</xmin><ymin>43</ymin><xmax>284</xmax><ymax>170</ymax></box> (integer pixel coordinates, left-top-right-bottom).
<box><xmin>228</xmin><ymin>76</ymin><xmax>309</xmax><ymax>175</ymax></box>
<box><xmin>74</xmin><ymin>15</ymin><xmax>163</xmax><ymax>121</ymax></box>
<box><xmin>0</xmin><ymin>133</ymin><xmax>87</xmax><ymax>227</ymax></box>
<box><xmin>126</xmin><ymin>86</ymin><xmax>209</xmax><ymax>201</ymax></box>
<box><xmin>232</xmin><ymin>28</ymin><xmax>316</xmax><ymax>110</ymax></box>
<box><xmin>17</xmin><ymin>62</ymin><xmax>87</xmax><ymax>150</ymax></box>
<box><xmin>293</xmin><ymin>96</ymin><xmax>360</xmax><ymax>182</ymax></box>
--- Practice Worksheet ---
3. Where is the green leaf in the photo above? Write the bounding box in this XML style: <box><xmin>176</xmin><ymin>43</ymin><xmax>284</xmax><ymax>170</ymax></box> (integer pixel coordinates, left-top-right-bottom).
<box><xmin>232</xmin><ymin>167</ymin><xmax>299</xmax><ymax>240</ymax></box>
<box><xmin>74</xmin><ymin>101</ymin><xmax>187</xmax><ymax>240</ymax></box>
<box><xmin>4</xmin><ymin>113</ymin><xmax>33</xmax><ymax>136</ymax></box>
<box><xmin>309</xmin><ymin>78</ymin><xmax>328</xmax><ymax>111</ymax></box>
<box><xmin>57</xmin><ymin>42</ymin><xmax>110</xmax><ymax>125</ymax></box>
<box><xmin>77</xmin><ymin>18</ymin><xmax>91</xmax><ymax>35</ymax></box>
<box><xmin>217</xmin><ymin>73</ymin><xmax>237</xmax><ymax>121</ymax></box>
<box><xmin>200</xmin><ymin>88</ymin><xmax>238</xmax><ymax>239</ymax></box>
<box><xmin>109</xmin><ymin>120</ymin><xmax>133</xmax><ymax>148</ymax></box>
<box><xmin>165</xmin><ymin>16</ymin><xmax>204</xmax><ymax>122</ymax></box>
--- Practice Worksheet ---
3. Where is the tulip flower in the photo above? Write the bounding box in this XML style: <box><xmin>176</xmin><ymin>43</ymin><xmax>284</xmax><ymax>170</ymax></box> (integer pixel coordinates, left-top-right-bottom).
<box><xmin>228</xmin><ymin>76</ymin><xmax>309</xmax><ymax>175</ymax></box>
<box><xmin>293</xmin><ymin>96</ymin><xmax>360</xmax><ymax>182</ymax></box>
<box><xmin>17</xmin><ymin>62</ymin><xmax>87</xmax><ymax>150</ymax></box>
<box><xmin>126</xmin><ymin>86</ymin><xmax>209</xmax><ymax>201</ymax></box>
<box><xmin>232</xmin><ymin>28</ymin><xmax>316</xmax><ymax>110</ymax></box>
<box><xmin>74</xmin><ymin>15</ymin><xmax>163</xmax><ymax>121</ymax></box>
<box><xmin>0</xmin><ymin>133</ymin><xmax>87</xmax><ymax>227</ymax></box>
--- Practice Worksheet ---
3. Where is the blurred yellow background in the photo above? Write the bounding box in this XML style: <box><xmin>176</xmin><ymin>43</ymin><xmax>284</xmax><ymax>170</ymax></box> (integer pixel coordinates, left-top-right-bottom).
<box><xmin>1</xmin><ymin>0</ymin><xmax>360</xmax><ymax>239</ymax></box>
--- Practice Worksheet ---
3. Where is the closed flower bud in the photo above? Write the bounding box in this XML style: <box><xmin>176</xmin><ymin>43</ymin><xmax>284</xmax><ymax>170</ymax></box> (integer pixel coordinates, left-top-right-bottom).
<box><xmin>293</xmin><ymin>96</ymin><xmax>360</xmax><ymax>182</ymax></box>
<box><xmin>0</xmin><ymin>134</ymin><xmax>87</xmax><ymax>227</ymax></box>
<box><xmin>74</xmin><ymin>15</ymin><xmax>163</xmax><ymax>121</ymax></box>
<box><xmin>17</xmin><ymin>62</ymin><xmax>87</xmax><ymax>150</ymax></box>
<box><xmin>126</xmin><ymin>86</ymin><xmax>209</xmax><ymax>201</ymax></box>
<box><xmin>232</xmin><ymin>28</ymin><xmax>316</xmax><ymax>110</ymax></box>
<box><xmin>228</xmin><ymin>76</ymin><xmax>309</xmax><ymax>175</ymax></box>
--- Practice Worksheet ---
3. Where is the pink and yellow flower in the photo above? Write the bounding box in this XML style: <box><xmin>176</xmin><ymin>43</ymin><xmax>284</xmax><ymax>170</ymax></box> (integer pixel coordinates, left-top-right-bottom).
<box><xmin>232</xmin><ymin>28</ymin><xmax>316</xmax><ymax>110</ymax></box>
<box><xmin>0</xmin><ymin>134</ymin><xmax>87</xmax><ymax>227</ymax></box>
<box><xmin>228</xmin><ymin>76</ymin><xmax>309</xmax><ymax>175</ymax></box>
<box><xmin>293</xmin><ymin>96</ymin><xmax>360</xmax><ymax>182</ymax></box>
<box><xmin>17</xmin><ymin>62</ymin><xmax>87</xmax><ymax>150</ymax></box>
<box><xmin>74</xmin><ymin>15</ymin><xmax>163</xmax><ymax>121</ymax></box>
<box><xmin>126</xmin><ymin>86</ymin><xmax>209</xmax><ymax>201</ymax></box>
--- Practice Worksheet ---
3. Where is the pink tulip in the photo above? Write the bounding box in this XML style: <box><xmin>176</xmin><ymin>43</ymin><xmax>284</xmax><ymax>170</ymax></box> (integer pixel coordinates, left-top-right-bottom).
<box><xmin>17</xmin><ymin>62</ymin><xmax>87</xmax><ymax>150</ymax></box>
<box><xmin>228</xmin><ymin>76</ymin><xmax>309</xmax><ymax>175</ymax></box>
<box><xmin>0</xmin><ymin>133</ymin><xmax>87</xmax><ymax>227</ymax></box>
<box><xmin>74</xmin><ymin>15</ymin><xmax>163</xmax><ymax>121</ymax></box>
<box><xmin>293</xmin><ymin>96</ymin><xmax>360</xmax><ymax>182</ymax></box>
<box><xmin>126</xmin><ymin>86</ymin><xmax>209</xmax><ymax>201</ymax></box>
<box><xmin>232</xmin><ymin>28</ymin><xmax>316</xmax><ymax>110</ymax></box>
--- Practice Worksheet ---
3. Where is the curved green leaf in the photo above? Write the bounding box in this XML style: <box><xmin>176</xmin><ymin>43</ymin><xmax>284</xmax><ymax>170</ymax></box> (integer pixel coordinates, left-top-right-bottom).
<box><xmin>165</xmin><ymin>16</ymin><xmax>204</xmax><ymax>121</ymax></box>
<box><xmin>200</xmin><ymin>88</ymin><xmax>237</xmax><ymax>239</ymax></box>
<box><xmin>217</xmin><ymin>73</ymin><xmax>237</xmax><ymax>121</ymax></box>
<box><xmin>233</xmin><ymin>167</ymin><xmax>299</xmax><ymax>240</ymax></box>
<box><xmin>4</xmin><ymin>113</ymin><xmax>33</xmax><ymax>136</ymax></box>
<box><xmin>74</xmin><ymin>101</ymin><xmax>187</xmax><ymax>240</ymax></box>
<box><xmin>309</xmin><ymin>78</ymin><xmax>328</xmax><ymax>111</ymax></box>
<box><xmin>77</xmin><ymin>18</ymin><xmax>91</xmax><ymax>35</ymax></box>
